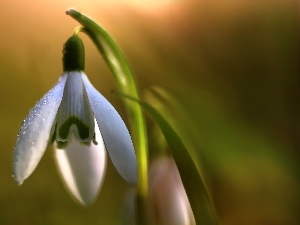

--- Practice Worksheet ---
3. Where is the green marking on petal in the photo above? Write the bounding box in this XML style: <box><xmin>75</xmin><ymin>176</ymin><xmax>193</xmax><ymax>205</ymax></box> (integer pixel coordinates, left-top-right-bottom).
<box><xmin>56</xmin><ymin>140</ymin><xmax>68</xmax><ymax>149</ymax></box>
<box><xmin>55</xmin><ymin>139</ymin><xmax>92</xmax><ymax>149</ymax></box>
<box><xmin>55</xmin><ymin>72</ymin><xmax>95</xmax><ymax>143</ymax></box>
<box><xmin>59</xmin><ymin>116</ymin><xmax>90</xmax><ymax>140</ymax></box>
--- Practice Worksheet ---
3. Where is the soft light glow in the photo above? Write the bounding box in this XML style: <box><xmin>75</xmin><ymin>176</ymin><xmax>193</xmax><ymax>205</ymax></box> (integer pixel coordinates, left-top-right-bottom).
<box><xmin>52</xmin><ymin>0</ymin><xmax>180</xmax><ymax>14</ymax></box>
<box><xmin>104</xmin><ymin>0</ymin><xmax>178</xmax><ymax>8</ymax></box>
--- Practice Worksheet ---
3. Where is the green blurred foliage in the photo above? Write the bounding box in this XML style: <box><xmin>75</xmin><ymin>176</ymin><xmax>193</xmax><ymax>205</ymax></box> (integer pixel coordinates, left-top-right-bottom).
<box><xmin>0</xmin><ymin>0</ymin><xmax>298</xmax><ymax>225</ymax></box>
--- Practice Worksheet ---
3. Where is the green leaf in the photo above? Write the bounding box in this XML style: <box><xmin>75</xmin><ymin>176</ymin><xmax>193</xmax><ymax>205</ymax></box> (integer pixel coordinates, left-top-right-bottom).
<box><xmin>119</xmin><ymin>94</ymin><xmax>219</xmax><ymax>225</ymax></box>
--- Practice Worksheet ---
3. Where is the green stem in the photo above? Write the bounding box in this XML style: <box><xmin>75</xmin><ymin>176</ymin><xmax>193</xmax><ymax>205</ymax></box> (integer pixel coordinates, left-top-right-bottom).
<box><xmin>66</xmin><ymin>9</ymin><xmax>149</xmax><ymax>224</ymax></box>
<box><xmin>119</xmin><ymin>94</ymin><xmax>220</xmax><ymax>225</ymax></box>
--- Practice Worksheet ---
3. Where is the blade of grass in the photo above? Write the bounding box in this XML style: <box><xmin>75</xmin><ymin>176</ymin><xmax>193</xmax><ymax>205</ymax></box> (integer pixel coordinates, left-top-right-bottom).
<box><xmin>66</xmin><ymin>9</ymin><xmax>149</xmax><ymax>224</ymax></box>
<box><xmin>119</xmin><ymin>93</ymin><xmax>219</xmax><ymax>225</ymax></box>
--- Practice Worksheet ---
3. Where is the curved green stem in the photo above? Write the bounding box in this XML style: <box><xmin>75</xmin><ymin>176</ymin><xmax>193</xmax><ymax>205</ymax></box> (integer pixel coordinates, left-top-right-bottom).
<box><xmin>119</xmin><ymin>93</ymin><xmax>219</xmax><ymax>225</ymax></box>
<box><xmin>66</xmin><ymin>8</ymin><xmax>149</xmax><ymax>224</ymax></box>
<box><xmin>72</xmin><ymin>26</ymin><xmax>85</xmax><ymax>36</ymax></box>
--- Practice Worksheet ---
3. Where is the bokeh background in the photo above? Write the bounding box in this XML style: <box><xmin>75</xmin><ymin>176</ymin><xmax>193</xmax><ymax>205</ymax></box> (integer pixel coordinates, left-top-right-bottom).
<box><xmin>0</xmin><ymin>0</ymin><xmax>298</xmax><ymax>224</ymax></box>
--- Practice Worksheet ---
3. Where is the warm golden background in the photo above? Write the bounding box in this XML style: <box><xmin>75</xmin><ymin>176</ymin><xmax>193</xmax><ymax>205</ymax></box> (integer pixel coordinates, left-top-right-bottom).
<box><xmin>0</xmin><ymin>0</ymin><xmax>298</xmax><ymax>225</ymax></box>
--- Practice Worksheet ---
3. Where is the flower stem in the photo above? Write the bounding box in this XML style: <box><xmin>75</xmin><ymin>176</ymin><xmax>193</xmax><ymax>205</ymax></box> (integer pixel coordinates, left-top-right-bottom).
<box><xmin>66</xmin><ymin>9</ymin><xmax>149</xmax><ymax>224</ymax></box>
<box><xmin>72</xmin><ymin>26</ymin><xmax>84</xmax><ymax>36</ymax></box>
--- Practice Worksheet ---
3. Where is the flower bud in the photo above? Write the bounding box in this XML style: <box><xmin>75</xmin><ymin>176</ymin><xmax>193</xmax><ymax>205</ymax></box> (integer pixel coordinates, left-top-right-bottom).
<box><xmin>148</xmin><ymin>157</ymin><xmax>195</xmax><ymax>225</ymax></box>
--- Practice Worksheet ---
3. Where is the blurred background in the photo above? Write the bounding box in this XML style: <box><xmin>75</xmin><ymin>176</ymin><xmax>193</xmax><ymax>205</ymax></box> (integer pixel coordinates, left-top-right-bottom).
<box><xmin>0</xmin><ymin>0</ymin><xmax>298</xmax><ymax>224</ymax></box>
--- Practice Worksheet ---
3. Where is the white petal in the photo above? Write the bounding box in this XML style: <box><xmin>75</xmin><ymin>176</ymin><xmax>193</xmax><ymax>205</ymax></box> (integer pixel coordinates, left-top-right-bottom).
<box><xmin>149</xmin><ymin>158</ymin><xmax>195</xmax><ymax>225</ymax></box>
<box><xmin>81</xmin><ymin>72</ymin><xmax>137</xmax><ymax>185</ymax></box>
<box><xmin>54</xmin><ymin>119</ymin><xmax>106</xmax><ymax>206</ymax></box>
<box><xmin>13</xmin><ymin>74</ymin><xmax>68</xmax><ymax>185</ymax></box>
<box><xmin>55</xmin><ymin>72</ymin><xmax>94</xmax><ymax>143</ymax></box>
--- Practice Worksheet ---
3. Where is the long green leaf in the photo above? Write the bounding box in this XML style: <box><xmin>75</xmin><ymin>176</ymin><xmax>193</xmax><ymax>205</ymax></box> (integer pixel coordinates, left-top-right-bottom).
<box><xmin>120</xmin><ymin>94</ymin><xmax>219</xmax><ymax>225</ymax></box>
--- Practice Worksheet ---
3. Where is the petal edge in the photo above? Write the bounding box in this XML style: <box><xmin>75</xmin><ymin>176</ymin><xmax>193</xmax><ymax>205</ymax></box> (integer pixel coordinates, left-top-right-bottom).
<box><xmin>13</xmin><ymin>74</ymin><xmax>67</xmax><ymax>185</ymax></box>
<box><xmin>81</xmin><ymin>72</ymin><xmax>137</xmax><ymax>185</ymax></box>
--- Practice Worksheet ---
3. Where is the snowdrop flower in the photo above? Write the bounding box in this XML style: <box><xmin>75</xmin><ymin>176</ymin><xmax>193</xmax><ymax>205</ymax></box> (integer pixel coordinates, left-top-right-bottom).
<box><xmin>149</xmin><ymin>157</ymin><xmax>195</xmax><ymax>225</ymax></box>
<box><xmin>13</xmin><ymin>35</ymin><xmax>137</xmax><ymax>206</ymax></box>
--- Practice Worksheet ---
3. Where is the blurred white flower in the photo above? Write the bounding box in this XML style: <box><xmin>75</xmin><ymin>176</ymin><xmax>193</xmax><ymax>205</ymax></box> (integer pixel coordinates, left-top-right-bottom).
<box><xmin>13</xmin><ymin>36</ymin><xmax>137</xmax><ymax>206</ymax></box>
<box><xmin>149</xmin><ymin>157</ymin><xmax>195</xmax><ymax>225</ymax></box>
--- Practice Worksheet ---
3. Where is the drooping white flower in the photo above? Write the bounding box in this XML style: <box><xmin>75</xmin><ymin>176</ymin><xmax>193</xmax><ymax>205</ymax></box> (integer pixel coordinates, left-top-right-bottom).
<box><xmin>13</xmin><ymin>35</ymin><xmax>137</xmax><ymax>206</ymax></box>
<box><xmin>149</xmin><ymin>157</ymin><xmax>195</xmax><ymax>225</ymax></box>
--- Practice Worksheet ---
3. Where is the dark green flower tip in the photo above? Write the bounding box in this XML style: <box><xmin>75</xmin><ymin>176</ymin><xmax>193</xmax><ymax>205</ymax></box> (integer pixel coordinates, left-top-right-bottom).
<box><xmin>63</xmin><ymin>35</ymin><xmax>85</xmax><ymax>72</ymax></box>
